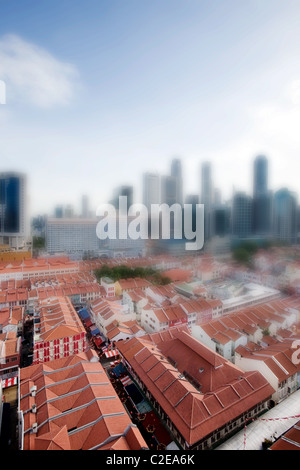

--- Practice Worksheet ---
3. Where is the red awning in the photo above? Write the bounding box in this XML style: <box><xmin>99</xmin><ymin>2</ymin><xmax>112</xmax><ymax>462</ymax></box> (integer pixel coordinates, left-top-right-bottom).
<box><xmin>2</xmin><ymin>376</ymin><xmax>18</xmax><ymax>388</ymax></box>
<box><xmin>120</xmin><ymin>376</ymin><xmax>132</xmax><ymax>386</ymax></box>
<box><xmin>105</xmin><ymin>349</ymin><xmax>119</xmax><ymax>358</ymax></box>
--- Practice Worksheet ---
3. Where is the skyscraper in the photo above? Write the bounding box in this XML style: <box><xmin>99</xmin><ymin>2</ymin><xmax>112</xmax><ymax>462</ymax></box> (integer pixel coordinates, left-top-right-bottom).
<box><xmin>0</xmin><ymin>171</ymin><xmax>30</xmax><ymax>249</ymax></box>
<box><xmin>160</xmin><ymin>158</ymin><xmax>183</xmax><ymax>207</ymax></box>
<box><xmin>273</xmin><ymin>188</ymin><xmax>297</xmax><ymax>244</ymax></box>
<box><xmin>253</xmin><ymin>155</ymin><xmax>272</xmax><ymax>235</ymax></box>
<box><xmin>253</xmin><ymin>155</ymin><xmax>268</xmax><ymax>197</ymax></box>
<box><xmin>54</xmin><ymin>205</ymin><xmax>63</xmax><ymax>218</ymax></box>
<box><xmin>161</xmin><ymin>175</ymin><xmax>178</xmax><ymax>206</ymax></box>
<box><xmin>170</xmin><ymin>158</ymin><xmax>183</xmax><ymax>205</ymax></box>
<box><xmin>143</xmin><ymin>172</ymin><xmax>160</xmax><ymax>210</ymax></box>
<box><xmin>232</xmin><ymin>191</ymin><xmax>253</xmax><ymax>238</ymax></box>
<box><xmin>111</xmin><ymin>185</ymin><xmax>134</xmax><ymax>211</ymax></box>
<box><xmin>212</xmin><ymin>206</ymin><xmax>231</xmax><ymax>237</ymax></box>
<box><xmin>200</xmin><ymin>162</ymin><xmax>213</xmax><ymax>240</ymax></box>
<box><xmin>81</xmin><ymin>194</ymin><xmax>89</xmax><ymax>218</ymax></box>
<box><xmin>185</xmin><ymin>194</ymin><xmax>199</xmax><ymax>233</ymax></box>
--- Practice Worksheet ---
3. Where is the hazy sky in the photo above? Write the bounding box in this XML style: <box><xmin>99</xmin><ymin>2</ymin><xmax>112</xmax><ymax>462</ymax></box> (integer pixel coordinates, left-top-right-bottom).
<box><xmin>0</xmin><ymin>0</ymin><xmax>299</xmax><ymax>215</ymax></box>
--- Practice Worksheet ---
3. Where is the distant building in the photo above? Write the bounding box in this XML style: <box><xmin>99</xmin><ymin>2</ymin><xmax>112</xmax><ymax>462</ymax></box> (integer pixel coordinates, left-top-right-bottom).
<box><xmin>0</xmin><ymin>256</ymin><xmax>78</xmax><ymax>282</ymax></box>
<box><xmin>170</xmin><ymin>158</ymin><xmax>183</xmax><ymax>206</ymax></box>
<box><xmin>161</xmin><ymin>175</ymin><xmax>178</xmax><ymax>206</ymax></box>
<box><xmin>54</xmin><ymin>205</ymin><xmax>63</xmax><ymax>218</ymax></box>
<box><xmin>111</xmin><ymin>185</ymin><xmax>134</xmax><ymax>210</ymax></box>
<box><xmin>0</xmin><ymin>172</ymin><xmax>31</xmax><ymax>251</ymax></box>
<box><xmin>143</xmin><ymin>172</ymin><xmax>160</xmax><ymax>210</ymax></box>
<box><xmin>232</xmin><ymin>192</ymin><xmax>253</xmax><ymax>238</ymax></box>
<box><xmin>212</xmin><ymin>205</ymin><xmax>231</xmax><ymax>237</ymax></box>
<box><xmin>253</xmin><ymin>155</ymin><xmax>268</xmax><ymax>197</ymax></box>
<box><xmin>200</xmin><ymin>162</ymin><xmax>213</xmax><ymax>240</ymax></box>
<box><xmin>64</xmin><ymin>204</ymin><xmax>74</xmax><ymax>218</ymax></box>
<box><xmin>46</xmin><ymin>217</ymin><xmax>104</xmax><ymax>257</ymax></box>
<box><xmin>253</xmin><ymin>156</ymin><xmax>272</xmax><ymax>235</ymax></box>
<box><xmin>185</xmin><ymin>194</ymin><xmax>199</xmax><ymax>234</ymax></box>
<box><xmin>273</xmin><ymin>188</ymin><xmax>297</xmax><ymax>244</ymax></box>
<box><xmin>81</xmin><ymin>194</ymin><xmax>89</xmax><ymax>218</ymax></box>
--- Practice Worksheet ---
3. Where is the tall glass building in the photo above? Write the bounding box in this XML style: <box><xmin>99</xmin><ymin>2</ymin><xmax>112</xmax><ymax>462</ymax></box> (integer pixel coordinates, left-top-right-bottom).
<box><xmin>253</xmin><ymin>155</ymin><xmax>272</xmax><ymax>235</ymax></box>
<box><xmin>232</xmin><ymin>192</ymin><xmax>253</xmax><ymax>238</ymax></box>
<box><xmin>200</xmin><ymin>162</ymin><xmax>213</xmax><ymax>240</ymax></box>
<box><xmin>273</xmin><ymin>188</ymin><xmax>297</xmax><ymax>244</ymax></box>
<box><xmin>253</xmin><ymin>155</ymin><xmax>268</xmax><ymax>197</ymax></box>
<box><xmin>0</xmin><ymin>172</ymin><xmax>29</xmax><ymax>249</ymax></box>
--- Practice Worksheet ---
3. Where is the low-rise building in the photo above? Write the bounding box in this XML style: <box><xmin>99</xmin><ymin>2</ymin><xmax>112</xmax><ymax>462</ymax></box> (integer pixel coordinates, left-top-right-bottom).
<box><xmin>117</xmin><ymin>329</ymin><xmax>274</xmax><ymax>450</ymax></box>
<box><xmin>106</xmin><ymin>319</ymin><xmax>145</xmax><ymax>343</ymax></box>
<box><xmin>141</xmin><ymin>296</ymin><xmax>213</xmax><ymax>334</ymax></box>
<box><xmin>235</xmin><ymin>341</ymin><xmax>300</xmax><ymax>404</ymax></box>
<box><xmin>114</xmin><ymin>278</ymin><xmax>151</xmax><ymax>296</ymax></box>
<box><xmin>32</xmin><ymin>296</ymin><xmax>87</xmax><ymax>364</ymax></box>
<box><xmin>0</xmin><ymin>306</ymin><xmax>23</xmax><ymax>336</ymax></box>
<box><xmin>191</xmin><ymin>298</ymin><xmax>299</xmax><ymax>362</ymax></box>
<box><xmin>18</xmin><ymin>350</ymin><xmax>147</xmax><ymax>450</ymax></box>
<box><xmin>89</xmin><ymin>297</ymin><xmax>135</xmax><ymax>337</ymax></box>
<box><xmin>0</xmin><ymin>331</ymin><xmax>21</xmax><ymax>379</ymax></box>
<box><xmin>0</xmin><ymin>256</ymin><xmax>79</xmax><ymax>282</ymax></box>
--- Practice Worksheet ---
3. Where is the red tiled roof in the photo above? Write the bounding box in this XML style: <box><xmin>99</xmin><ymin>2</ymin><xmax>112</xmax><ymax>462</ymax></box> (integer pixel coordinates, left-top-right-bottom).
<box><xmin>36</xmin><ymin>297</ymin><xmax>85</xmax><ymax>342</ymax></box>
<box><xmin>270</xmin><ymin>420</ymin><xmax>300</xmax><ymax>450</ymax></box>
<box><xmin>19</xmin><ymin>351</ymin><xmax>147</xmax><ymax>450</ymax></box>
<box><xmin>117</xmin><ymin>331</ymin><xmax>274</xmax><ymax>447</ymax></box>
<box><xmin>161</xmin><ymin>269</ymin><xmax>193</xmax><ymax>282</ymax></box>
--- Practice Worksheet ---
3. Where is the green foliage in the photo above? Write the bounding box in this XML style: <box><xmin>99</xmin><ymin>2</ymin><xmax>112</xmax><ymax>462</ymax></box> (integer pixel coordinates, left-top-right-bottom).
<box><xmin>94</xmin><ymin>264</ymin><xmax>171</xmax><ymax>285</ymax></box>
<box><xmin>232</xmin><ymin>247</ymin><xmax>251</xmax><ymax>265</ymax></box>
<box><xmin>32</xmin><ymin>236</ymin><xmax>45</xmax><ymax>249</ymax></box>
<box><xmin>232</xmin><ymin>240</ymin><xmax>259</xmax><ymax>266</ymax></box>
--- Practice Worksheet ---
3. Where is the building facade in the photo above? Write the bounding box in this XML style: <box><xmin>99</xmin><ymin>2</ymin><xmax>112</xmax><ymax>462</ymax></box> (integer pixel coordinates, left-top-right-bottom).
<box><xmin>0</xmin><ymin>172</ymin><xmax>30</xmax><ymax>250</ymax></box>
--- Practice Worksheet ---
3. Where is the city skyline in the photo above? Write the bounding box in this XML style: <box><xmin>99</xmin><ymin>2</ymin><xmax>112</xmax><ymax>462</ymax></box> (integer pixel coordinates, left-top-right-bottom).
<box><xmin>45</xmin><ymin>153</ymin><xmax>298</xmax><ymax>218</ymax></box>
<box><xmin>0</xmin><ymin>1</ymin><xmax>300</xmax><ymax>215</ymax></box>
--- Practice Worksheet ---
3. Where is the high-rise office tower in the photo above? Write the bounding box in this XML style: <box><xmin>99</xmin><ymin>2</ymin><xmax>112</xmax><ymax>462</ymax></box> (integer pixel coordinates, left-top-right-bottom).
<box><xmin>54</xmin><ymin>205</ymin><xmax>64</xmax><ymax>218</ymax></box>
<box><xmin>212</xmin><ymin>205</ymin><xmax>231</xmax><ymax>237</ymax></box>
<box><xmin>161</xmin><ymin>175</ymin><xmax>178</xmax><ymax>206</ymax></box>
<box><xmin>170</xmin><ymin>158</ymin><xmax>183</xmax><ymax>206</ymax></box>
<box><xmin>253</xmin><ymin>155</ymin><xmax>268</xmax><ymax>197</ymax></box>
<box><xmin>200</xmin><ymin>162</ymin><xmax>213</xmax><ymax>240</ymax></box>
<box><xmin>0</xmin><ymin>171</ymin><xmax>30</xmax><ymax>249</ymax></box>
<box><xmin>111</xmin><ymin>185</ymin><xmax>134</xmax><ymax>211</ymax></box>
<box><xmin>160</xmin><ymin>158</ymin><xmax>183</xmax><ymax>207</ymax></box>
<box><xmin>185</xmin><ymin>194</ymin><xmax>199</xmax><ymax>234</ymax></box>
<box><xmin>143</xmin><ymin>172</ymin><xmax>160</xmax><ymax>210</ymax></box>
<box><xmin>232</xmin><ymin>191</ymin><xmax>253</xmax><ymax>238</ymax></box>
<box><xmin>81</xmin><ymin>194</ymin><xmax>89</xmax><ymax>218</ymax></box>
<box><xmin>253</xmin><ymin>155</ymin><xmax>272</xmax><ymax>235</ymax></box>
<box><xmin>64</xmin><ymin>204</ymin><xmax>74</xmax><ymax>218</ymax></box>
<box><xmin>273</xmin><ymin>188</ymin><xmax>297</xmax><ymax>244</ymax></box>
<box><xmin>159</xmin><ymin>159</ymin><xmax>184</xmax><ymax>244</ymax></box>
<box><xmin>214</xmin><ymin>188</ymin><xmax>222</xmax><ymax>206</ymax></box>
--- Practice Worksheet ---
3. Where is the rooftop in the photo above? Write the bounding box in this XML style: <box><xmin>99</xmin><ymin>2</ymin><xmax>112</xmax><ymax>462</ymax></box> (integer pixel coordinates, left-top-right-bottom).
<box><xmin>117</xmin><ymin>329</ymin><xmax>274</xmax><ymax>447</ymax></box>
<box><xmin>19</xmin><ymin>350</ymin><xmax>147</xmax><ymax>450</ymax></box>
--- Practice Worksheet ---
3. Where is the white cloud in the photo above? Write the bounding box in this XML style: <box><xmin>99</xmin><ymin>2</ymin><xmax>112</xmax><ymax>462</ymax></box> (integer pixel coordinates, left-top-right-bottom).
<box><xmin>0</xmin><ymin>34</ymin><xmax>78</xmax><ymax>107</ymax></box>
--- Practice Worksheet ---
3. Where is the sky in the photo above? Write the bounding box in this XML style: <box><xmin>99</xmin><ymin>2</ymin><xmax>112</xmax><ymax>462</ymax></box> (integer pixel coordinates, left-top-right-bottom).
<box><xmin>0</xmin><ymin>0</ymin><xmax>299</xmax><ymax>216</ymax></box>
